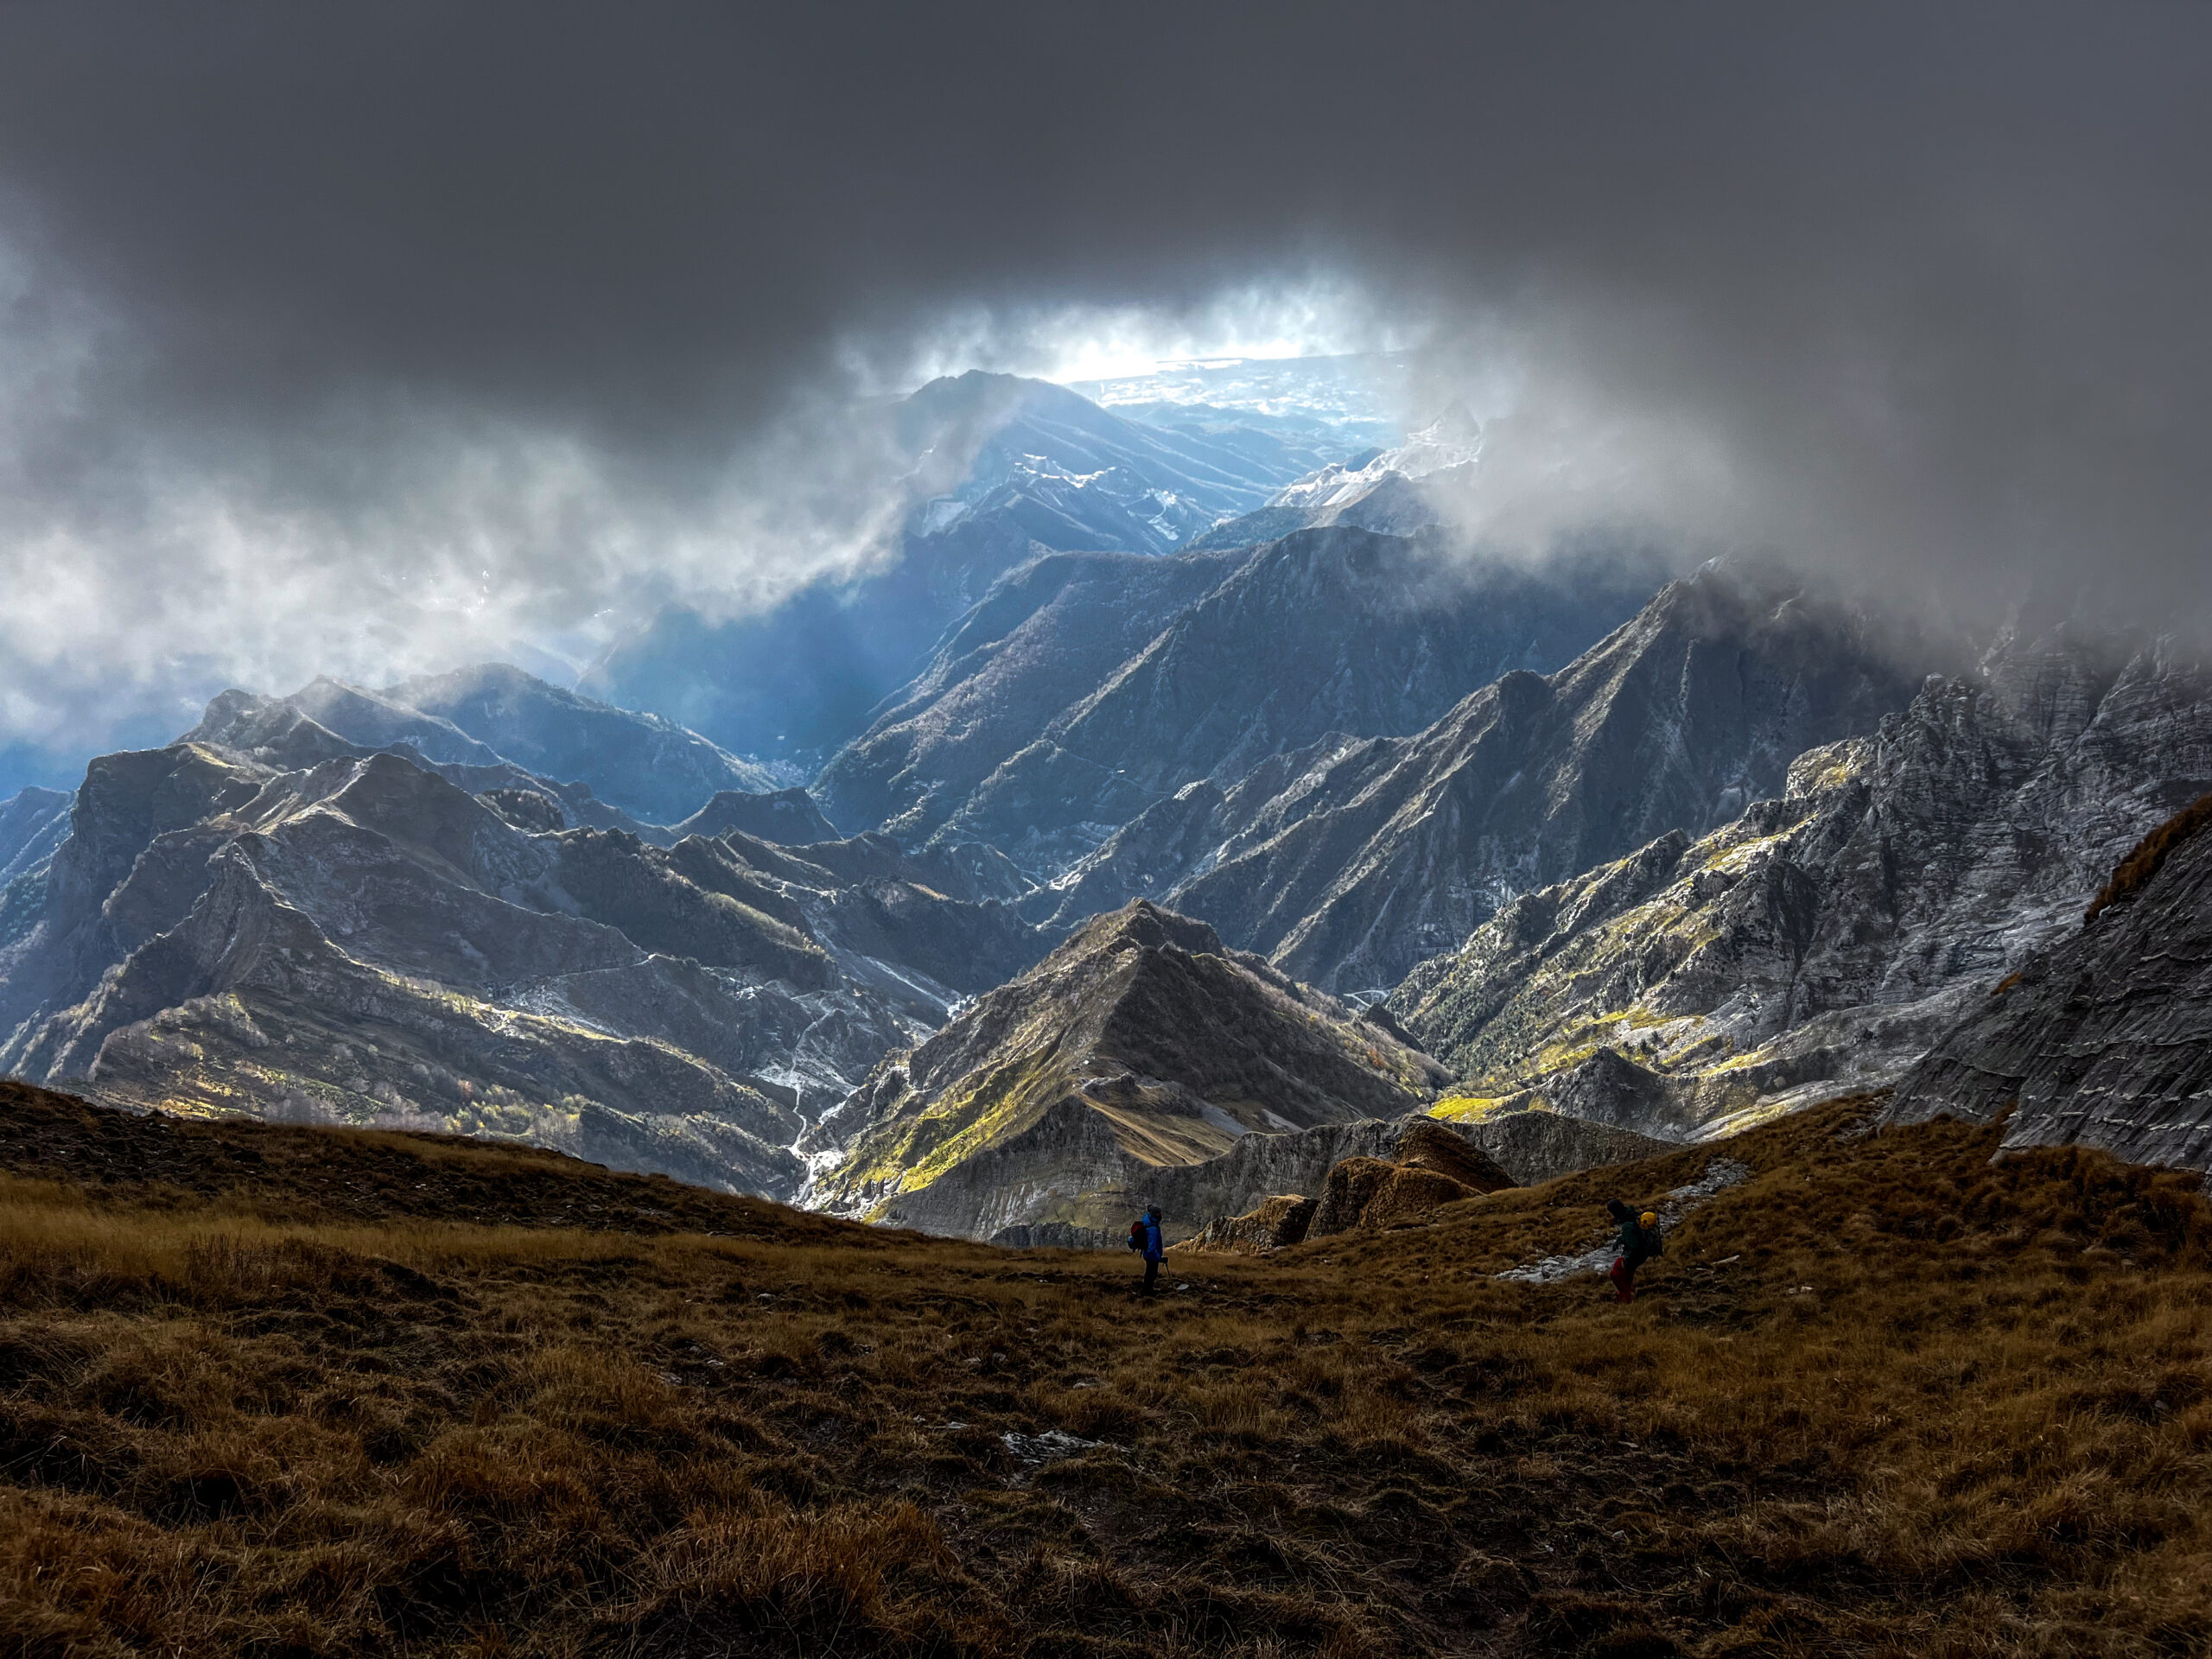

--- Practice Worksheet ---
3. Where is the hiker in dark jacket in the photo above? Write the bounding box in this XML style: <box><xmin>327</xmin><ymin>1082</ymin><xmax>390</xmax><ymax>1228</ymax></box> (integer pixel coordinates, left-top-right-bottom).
<box><xmin>1131</xmin><ymin>1205</ymin><xmax>1165</xmax><ymax>1294</ymax></box>
<box><xmin>1605</xmin><ymin>1198</ymin><xmax>1657</xmax><ymax>1303</ymax></box>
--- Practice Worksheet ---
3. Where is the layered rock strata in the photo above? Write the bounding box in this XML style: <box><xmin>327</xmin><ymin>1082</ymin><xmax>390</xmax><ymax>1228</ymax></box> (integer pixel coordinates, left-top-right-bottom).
<box><xmin>1886</xmin><ymin>792</ymin><xmax>2212</xmax><ymax>1171</ymax></box>
<box><xmin>1389</xmin><ymin>627</ymin><xmax>2212</xmax><ymax>1141</ymax></box>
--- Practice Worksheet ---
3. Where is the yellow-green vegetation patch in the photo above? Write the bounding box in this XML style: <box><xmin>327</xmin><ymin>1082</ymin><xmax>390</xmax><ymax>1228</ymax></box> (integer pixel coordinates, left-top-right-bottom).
<box><xmin>841</xmin><ymin>1046</ymin><xmax>1070</xmax><ymax>1197</ymax></box>
<box><xmin>1428</xmin><ymin>1093</ymin><xmax>1526</xmax><ymax>1122</ymax></box>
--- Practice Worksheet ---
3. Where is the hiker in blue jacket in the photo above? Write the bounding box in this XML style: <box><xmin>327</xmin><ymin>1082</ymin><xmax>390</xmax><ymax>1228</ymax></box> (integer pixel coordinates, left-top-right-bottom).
<box><xmin>1128</xmin><ymin>1205</ymin><xmax>1165</xmax><ymax>1294</ymax></box>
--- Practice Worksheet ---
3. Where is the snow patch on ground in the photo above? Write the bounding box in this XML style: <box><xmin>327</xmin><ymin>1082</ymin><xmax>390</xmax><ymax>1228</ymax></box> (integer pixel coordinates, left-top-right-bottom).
<box><xmin>1495</xmin><ymin>1158</ymin><xmax>1753</xmax><ymax>1286</ymax></box>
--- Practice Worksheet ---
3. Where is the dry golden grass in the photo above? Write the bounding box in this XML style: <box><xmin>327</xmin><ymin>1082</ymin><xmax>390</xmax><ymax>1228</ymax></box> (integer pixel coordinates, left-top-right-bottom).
<box><xmin>1</xmin><ymin>1085</ymin><xmax>2208</xmax><ymax>1656</ymax></box>
<box><xmin>2084</xmin><ymin>790</ymin><xmax>2212</xmax><ymax>924</ymax></box>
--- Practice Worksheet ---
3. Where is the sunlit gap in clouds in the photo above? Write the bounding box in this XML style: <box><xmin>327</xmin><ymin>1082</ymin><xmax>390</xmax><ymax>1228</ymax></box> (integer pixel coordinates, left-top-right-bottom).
<box><xmin>868</xmin><ymin>272</ymin><xmax>1427</xmax><ymax>395</ymax></box>
<box><xmin>0</xmin><ymin>263</ymin><xmax>1521</xmax><ymax>786</ymax></box>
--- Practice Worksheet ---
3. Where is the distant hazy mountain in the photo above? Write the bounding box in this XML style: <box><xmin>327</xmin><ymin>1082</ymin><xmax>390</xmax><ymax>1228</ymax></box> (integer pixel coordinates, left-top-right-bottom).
<box><xmin>205</xmin><ymin>666</ymin><xmax>772</xmax><ymax>826</ymax></box>
<box><xmin>581</xmin><ymin>372</ymin><xmax>1364</xmax><ymax>768</ymax></box>
<box><xmin>381</xmin><ymin>662</ymin><xmax>775</xmax><ymax>824</ymax></box>
<box><xmin>1065</xmin><ymin>351</ymin><xmax>1403</xmax><ymax>457</ymax></box>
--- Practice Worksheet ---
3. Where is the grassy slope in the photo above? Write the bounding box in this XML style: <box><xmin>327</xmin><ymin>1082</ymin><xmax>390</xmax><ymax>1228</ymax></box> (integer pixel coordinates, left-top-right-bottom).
<box><xmin>3</xmin><ymin>1083</ymin><xmax>2209</xmax><ymax>1657</ymax></box>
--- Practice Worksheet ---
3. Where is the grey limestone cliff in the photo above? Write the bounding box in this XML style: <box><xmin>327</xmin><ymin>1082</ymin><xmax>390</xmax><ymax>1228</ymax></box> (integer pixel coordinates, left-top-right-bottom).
<box><xmin>1139</xmin><ymin>563</ymin><xmax>1926</xmax><ymax>994</ymax></box>
<box><xmin>1885</xmin><ymin>793</ymin><xmax>2212</xmax><ymax>1172</ymax></box>
<box><xmin>1388</xmin><ymin>626</ymin><xmax>2212</xmax><ymax>1141</ymax></box>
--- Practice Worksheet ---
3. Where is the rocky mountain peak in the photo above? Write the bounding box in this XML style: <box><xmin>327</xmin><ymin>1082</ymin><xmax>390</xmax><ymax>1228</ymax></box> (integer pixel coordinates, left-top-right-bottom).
<box><xmin>805</xmin><ymin>899</ymin><xmax>1448</xmax><ymax>1240</ymax></box>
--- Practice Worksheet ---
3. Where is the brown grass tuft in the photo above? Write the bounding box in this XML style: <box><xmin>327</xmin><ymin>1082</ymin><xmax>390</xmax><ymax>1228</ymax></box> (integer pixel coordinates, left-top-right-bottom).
<box><xmin>2084</xmin><ymin>789</ymin><xmax>2212</xmax><ymax>923</ymax></box>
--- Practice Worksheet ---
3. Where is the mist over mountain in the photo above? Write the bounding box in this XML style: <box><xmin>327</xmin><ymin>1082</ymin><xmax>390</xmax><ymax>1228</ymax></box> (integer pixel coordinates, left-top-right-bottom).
<box><xmin>577</xmin><ymin>372</ymin><xmax>1370</xmax><ymax>768</ymax></box>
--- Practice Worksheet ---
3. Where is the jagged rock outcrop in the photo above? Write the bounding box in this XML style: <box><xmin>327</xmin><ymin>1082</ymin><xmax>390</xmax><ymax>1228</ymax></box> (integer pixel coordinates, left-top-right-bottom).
<box><xmin>1885</xmin><ymin>792</ymin><xmax>2212</xmax><ymax>1172</ymax></box>
<box><xmin>0</xmin><ymin>703</ymin><xmax>1053</xmax><ymax>1193</ymax></box>
<box><xmin>809</xmin><ymin>900</ymin><xmax>1450</xmax><ymax>1238</ymax></box>
<box><xmin>1306</xmin><ymin>1121</ymin><xmax>1514</xmax><ymax>1238</ymax></box>
<box><xmin>912</xmin><ymin>527</ymin><xmax>1659</xmax><ymax>880</ymax></box>
<box><xmin>1158</xmin><ymin>563</ymin><xmax>1929</xmax><ymax>995</ymax></box>
<box><xmin>1389</xmin><ymin>627</ymin><xmax>2212</xmax><ymax>1141</ymax></box>
<box><xmin>1176</xmin><ymin>1194</ymin><xmax>1319</xmax><ymax>1255</ymax></box>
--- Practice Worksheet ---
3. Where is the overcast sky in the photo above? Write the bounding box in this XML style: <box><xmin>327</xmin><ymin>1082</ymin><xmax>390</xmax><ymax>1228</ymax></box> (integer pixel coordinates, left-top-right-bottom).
<box><xmin>0</xmin><ymin>3</ymin><xmax>2207</xmax><ymax>783</ymax></box>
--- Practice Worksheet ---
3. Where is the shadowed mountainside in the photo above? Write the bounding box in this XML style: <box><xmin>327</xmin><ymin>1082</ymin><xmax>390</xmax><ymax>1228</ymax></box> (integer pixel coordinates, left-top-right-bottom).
<box><xmin>865</xmin><ymin>529</ymin><xmax>1661</xmax><ymax>884</ymax></box>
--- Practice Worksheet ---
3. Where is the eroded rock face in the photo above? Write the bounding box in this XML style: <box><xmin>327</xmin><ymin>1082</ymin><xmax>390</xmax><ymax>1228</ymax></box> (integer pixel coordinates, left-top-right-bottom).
<box><xmin>914</xmin><ymin>529</ymin><xmax>1659</xmax><ymax>882</ymax></box>
<box><xmin>1177</xmin><ymin>1194</ymin><xmax>1319</xmax><ymax>1255</ymax></box>
<box><xmin>0</xmin><ymin>704</ymin><xmax>1053</xmax><ymax>1197</ymax></box>
<box><xmin>1885</xmin><ymin>794</ymin><xmax>2212</xmax><ymax>1172</ymax></box>
<box><xmin>1306</xmin><ymin>1121</ymin><xmax>1515</xmax><ymax>1238</ymax></box>
<box><xmin>1388</xmin><ymin>627</ymin><xmax>2212</xmax><ymax>1141</ymax></box>
<box><xmin>1157</xmin><ymin>563</ymin><xmax>1928</xmax><ymax>995</ymax></box>
<box><xmin>808</xmin><ymin>899</ymin><xmax>1450</xmax><ymax>1238</ymax></box>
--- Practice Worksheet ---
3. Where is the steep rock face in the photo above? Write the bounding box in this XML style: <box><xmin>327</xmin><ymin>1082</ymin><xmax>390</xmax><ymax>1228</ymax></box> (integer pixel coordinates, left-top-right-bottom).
<box><xmin>810</xmin><ymin>900</ymin><xmax>1448</xmax><ymax>1238</ymax></box>
<box><xmin>1162</xmin><ymin>564</ymin><xmax>1924</xmax><ymax>993</ymax></box>
<box><xmin>0</xmin><ymin>786</ymin><xmax>74</xmax><ymax>953</ymax></box>
<box><xmin>0</xmin><ymin>711</ymin><xmax>1052</xmax><ymax>1192</ymax></box>
<box><xmin>0</xmin><ymin>786</ymin><xmax>73</xmax><ymax>885</ymax></box>
<box><xmin>1177</xmin><ymin>1194</ymin><xmax>1319</xmax><ymax>1255</ymax></box>
<box><xmin>384</xmin><ymin>662</ymin><xmax>773</xmax><ymax>823</ymax></box>
<box><xmin>1886</xmin><ymin>793</ymin><xmax>2212</xmax><ymax>1172</ymax></box>
<box><xmin>1389</xmin><ymin>629</ymin><xmax>2212</xmax><ymax>1141</ymax></box>
<box><xmin>1306</xmin><ymin>1121</ymin><xmax>1513</xmax><ymax>1239</ymax></box>
<box><xmin>928</xmin><ymin>528</ymin><xmax>1660</xmax><ymax>880</ymax></box>
<box><xmin>813</xmin><ymin>546</ymin><xmax>1247</xmax><ymax>839</ymax></box>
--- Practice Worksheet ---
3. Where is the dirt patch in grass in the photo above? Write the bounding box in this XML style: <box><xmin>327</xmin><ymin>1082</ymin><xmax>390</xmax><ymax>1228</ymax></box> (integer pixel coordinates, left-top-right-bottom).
<box><xmin>2</xmin><ymin>1084</ymin><xmax>2209</xmax><ymax>1656</ymax></box>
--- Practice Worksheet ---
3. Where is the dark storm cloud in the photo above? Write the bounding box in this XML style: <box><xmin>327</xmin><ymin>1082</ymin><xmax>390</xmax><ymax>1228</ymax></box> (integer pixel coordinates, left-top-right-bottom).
<box><xmin>0</xmin><ymin>2</ymin><xmax>2207</xmax><ymax>756</ymax></box>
